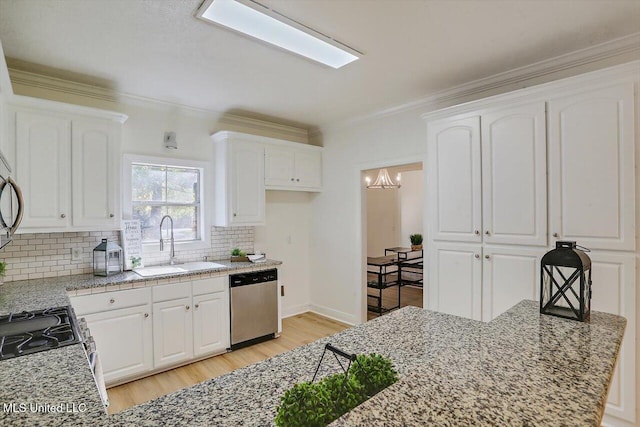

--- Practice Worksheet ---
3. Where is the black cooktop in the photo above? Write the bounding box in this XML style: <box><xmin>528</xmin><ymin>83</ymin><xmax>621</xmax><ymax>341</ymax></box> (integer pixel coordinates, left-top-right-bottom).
<box><xmin>0</xmin><ymin>306</ymin><xmax>81</xmax><ymax>360</ymax></box>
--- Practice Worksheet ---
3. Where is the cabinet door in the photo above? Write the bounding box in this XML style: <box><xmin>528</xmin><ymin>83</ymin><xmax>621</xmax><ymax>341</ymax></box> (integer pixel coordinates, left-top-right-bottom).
<box><xmin>230</xmin><ymin>141</ymin><xmax>265</xmax><ymax>225</ymax></box>
<box><xmin>152</xmin><ymin>297</ymin><xmax>194</xmax><ymax>368</ymax></box>
<box><xmin>83</xmin><ymin>304</ymin><xmax>153</xmax><ymax>386</ymax></box>
<box><xmin>481</xmin><ymin>103</ymin><xmax>547</xmax><ymax>246</ymax></box>
<box><xmin>428</xmin><ymin>242</ymin><xmax>482</xmax><ymax>320</ymax></box>
<box><xmin>193</xmin><ymin>291</ymin><xmax>229</xmax><ymax>356</ymax></box>
<box><xmin>481</xmin><ymin>245</ymin><xmax>544</xmax><ymax>321</ymax></box>
<box><xmin>16</xmin><ymin>111</ymin><xmax>70</xmax><ymax>228</ymax></box>
<box><xmin>294</xmin><ymin>149</ymin><xmax>322</xmax><ymax>190</ymax></box>
<box><xmin>548</xmin><ymin>83</ymin><xmax>635</xmax><ymax>251</ymax></box>
<box><xmin>71</xmin><ymin>117</ymin><xmax>119</xmax><ymax>228</ymax></box>
<box><xmin>589</xmin><ymin>252</ymin><xmax>636</xmax><ymax>425</ymax></box>
<box><xmin>265</xmin><ymin>146</ymin><xmax>294</xmax><ymax>187</ymax></box>
<box><xmin>427</xmin><ymin>116</ymin><xmax>482</xmax><ymax>243</ymax></box>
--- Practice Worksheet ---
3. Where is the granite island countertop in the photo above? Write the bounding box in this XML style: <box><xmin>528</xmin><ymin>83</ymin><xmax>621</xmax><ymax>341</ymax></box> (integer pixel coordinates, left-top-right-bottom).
<box><xmin>0</xmin><ymin>284</ymin><xmax>625</xmax><ymax>426</ymax></box>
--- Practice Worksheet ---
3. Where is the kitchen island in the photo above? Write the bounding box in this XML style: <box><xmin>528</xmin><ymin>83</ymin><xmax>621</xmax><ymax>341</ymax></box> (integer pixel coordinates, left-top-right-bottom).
<box><xmin>0</xmin><ymin>282</ymin><xmax>625</xmax><ymax>426</ymax></box>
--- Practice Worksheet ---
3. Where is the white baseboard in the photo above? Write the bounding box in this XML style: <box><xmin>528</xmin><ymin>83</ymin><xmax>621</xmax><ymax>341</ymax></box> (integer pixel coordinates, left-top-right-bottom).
<box><xmin>309</xmin><ymin>304</ymin><xmax>356</xmax><ymax>326</ymax></box>
<box><xmin>281</xmin><ymin>303</ymin><xmax>311</xmax><ymax>319</ymax></box>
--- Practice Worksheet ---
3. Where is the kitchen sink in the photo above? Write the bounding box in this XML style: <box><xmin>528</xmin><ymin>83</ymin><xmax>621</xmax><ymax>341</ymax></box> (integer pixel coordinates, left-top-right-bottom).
<box><xmin>133</xmin><ymin>261</ymin><xmax>226</xmax><ymax>277</ymax></box>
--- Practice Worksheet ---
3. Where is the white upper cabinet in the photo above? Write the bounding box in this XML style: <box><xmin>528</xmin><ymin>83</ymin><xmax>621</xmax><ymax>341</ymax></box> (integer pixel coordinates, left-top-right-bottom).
<box><xmin>71</xmin><ymin>117</ymin><xmax>119</xmax><ymax>228</ymax></box>
<box><xmin>265</xmin><ymin>143</ymin><xmax>322</xmax><ymax>191</ymax></box>
<box><xmin>12</xmin><ymin>98</ymin><xmax>126</xmax><ymax>232</ymax></box>
<box><xmin>427</xmin><ymin>116</ymin><xmax>482</xmax><ymax>243</ymax></box>
<box><xmin>481</xmin><ymin>102</ymin><xmax>547</xmax><ymax>246</ymax></box>
<box><xmin>16</xmin><ymin>111</ymin><xmax>71</xmax><ymax>228</ymax></box>
<box><xmin>213</xmin><ymin>131</ymin><xmax>266</xmax><ymax>226</ymax></box>
<box><xmin>548</xmin><ymin>83</ymin><xmax>635</xmax><ymax>251</ymax></box>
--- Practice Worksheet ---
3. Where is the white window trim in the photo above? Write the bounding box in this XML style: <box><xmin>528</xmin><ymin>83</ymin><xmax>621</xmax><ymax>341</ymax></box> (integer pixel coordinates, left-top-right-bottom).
<box><xmin>122</xmin><ymin>154</ymin><xmax>212</xmax><ymax>253</ymax></box>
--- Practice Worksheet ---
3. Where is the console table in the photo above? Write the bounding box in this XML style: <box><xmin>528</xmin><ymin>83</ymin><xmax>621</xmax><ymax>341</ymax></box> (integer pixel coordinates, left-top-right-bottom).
<box><xmin>366</xmin><ymin>255</ymin><xmax>401</xmax><ymax>316</ymax></box>
<box><xmin>385</xmin><ymin>247</ymin><xmax>423</xmax><ymax>288</ymax></box>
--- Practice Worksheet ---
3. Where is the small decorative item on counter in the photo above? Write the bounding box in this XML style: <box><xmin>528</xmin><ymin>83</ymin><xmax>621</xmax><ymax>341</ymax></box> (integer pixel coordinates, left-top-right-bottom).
<box><xmin>274</xmin><ymin>344</ymin><xmax>398</xmax><ymax>427</ymax></box>
<box><xmin>409</xmin><ymin>233</ymin><xmax>423</xmax><ymax>250</ymax></box>
<box><xmin>130</xmin><ymin>256</ymin><xmax>142</xmax><ymax>269</ymax></box>
<box><xmin>540</xmin><ymin>241</ymin><xmax>592</xmax><ymax>322</ymax></box>
<box><xmin>93</xmin><ymin>239</ymin><xmax>124</xmax><ymax>277</ymax></box>
<box><xmin>230</xmin><ymin>248</ymin><xmax>249</xmax><ymax>262</ymax></box>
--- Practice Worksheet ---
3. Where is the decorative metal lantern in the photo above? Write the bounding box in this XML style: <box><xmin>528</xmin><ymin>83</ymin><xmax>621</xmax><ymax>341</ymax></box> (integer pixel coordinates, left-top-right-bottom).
<box><xmin>93</xmin><ymin>239</ymin><xmax>123</xmax><ymax>276</ymax></box>
<box><xmin>540</xmin><ymin>241</ymin><xmax>592</xmax><ymax>322</ymax></box>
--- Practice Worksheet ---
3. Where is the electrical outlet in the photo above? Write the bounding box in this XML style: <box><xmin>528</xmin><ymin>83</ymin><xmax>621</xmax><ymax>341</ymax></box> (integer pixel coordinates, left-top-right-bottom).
<box><xmin>71</xmin><ymin>248</ymin><xmax>82</xmax><ymax>261</ymax></box>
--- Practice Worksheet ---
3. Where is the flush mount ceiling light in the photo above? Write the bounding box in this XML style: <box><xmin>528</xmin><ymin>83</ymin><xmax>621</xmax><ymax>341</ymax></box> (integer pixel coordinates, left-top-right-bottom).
<box><xmin>365</xmin><ymin>169</ymin><xmax>401</xmax><ymax>189</ymax></box>
<box><xmin>196</xmin><ymin>0</ymin><xmax>361</xmax><ymax>69</ymax></box>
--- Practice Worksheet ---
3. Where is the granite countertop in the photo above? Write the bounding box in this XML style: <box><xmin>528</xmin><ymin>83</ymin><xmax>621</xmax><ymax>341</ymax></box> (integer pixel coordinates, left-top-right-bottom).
<box><xmin>0</xmin><ymin>259</ymin><xmax>281</xmax><ymax>426</ymax></box>
<box><xmin>0</xmin><ymin>273</ymin><xmax>625</xmax><ymax>427</ymax></box>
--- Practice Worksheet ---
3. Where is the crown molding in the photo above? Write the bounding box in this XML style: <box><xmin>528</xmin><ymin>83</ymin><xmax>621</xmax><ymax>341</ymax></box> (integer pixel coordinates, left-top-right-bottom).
<box><xmin>217</xmin><ymin>113</ymin><xmax>309</xmax><ymax>143</ymax></box>
<box><xmin>8</xmin><ymin>68</ymin><xmax>117</xmax><ymax>102</ymax></box>
<box><xmin>314</xmin><ymin>32</ymin><xmax>640</xmax><ymax>136</ymax></box>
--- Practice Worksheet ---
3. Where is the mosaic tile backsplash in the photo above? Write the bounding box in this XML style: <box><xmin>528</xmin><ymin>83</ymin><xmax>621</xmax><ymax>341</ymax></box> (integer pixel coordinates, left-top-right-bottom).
<box><xmin>0</xmin><ymin>226</ymin><xmax>254</xmax><ymax>282</ymax></box>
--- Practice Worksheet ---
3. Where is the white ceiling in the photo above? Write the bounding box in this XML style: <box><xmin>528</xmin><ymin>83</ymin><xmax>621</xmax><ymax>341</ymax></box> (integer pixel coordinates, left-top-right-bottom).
<box><xmin>0</xmin><ymin>0</ymin><xmax>638</xmax><ymax>129</ymax></box>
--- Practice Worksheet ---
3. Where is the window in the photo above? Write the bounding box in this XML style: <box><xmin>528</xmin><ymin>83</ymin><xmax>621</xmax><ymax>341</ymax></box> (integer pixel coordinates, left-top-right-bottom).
<box><xmin>123</xmin><ymin>155</ymin><xmax>210</xmax><ymax>250</ymax></box>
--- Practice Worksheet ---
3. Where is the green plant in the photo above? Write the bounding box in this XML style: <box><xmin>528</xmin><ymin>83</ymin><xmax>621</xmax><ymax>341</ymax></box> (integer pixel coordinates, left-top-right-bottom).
<box><xmin>0</xmin><ymin>261</ymin><xmax>6</xmax><ymax>277</ymax></box>
<box><xmin>349</xmin><ymin>353</ymin><xmax>399</xmax><ymax>398</ymax></box>
<box><xmin>130</xmin><ymin>257</ymin><xmax>142</xmax><ymax>268</ymax></box>
<box><xmin>230</xmin><ymin>248</ymin><xmax>246</xmax><ymax>257</ymax></box>
<box><xmin>274</xmin><ymin>381</ymin><xmax>331</xmax><ymax>427</ymax></box>
<box><xmin>409</xmin><ymin>234</ymin><xmax>423</xmax><ymax>246</ymax></box>
<box><xmin>274</xmin><ymin>353</ymin><xmax>398</xmax><ymax>426</ymax></box>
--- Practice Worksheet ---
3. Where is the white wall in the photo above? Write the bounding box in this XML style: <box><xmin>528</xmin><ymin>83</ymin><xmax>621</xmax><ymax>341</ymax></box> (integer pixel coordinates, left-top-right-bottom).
<box><xmin>254</xmin><ymin>191</ymin><xmax>313</xmax><ymax>317</ymax></box>
<box><xmin>399</xmin><ymin>170</ymin><xmax>424</xmax><ymax>246</ymax></box>
<box><xmin>366</xmin><ymin>188</ymin><xmax>400</xmax><ymax>257</ymax></box>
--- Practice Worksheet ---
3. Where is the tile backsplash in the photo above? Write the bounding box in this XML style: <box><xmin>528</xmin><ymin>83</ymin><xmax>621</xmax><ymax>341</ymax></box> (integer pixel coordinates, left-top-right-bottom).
<box><xmin>0</xmin><ymin>226</ymin><xmax>254</xmax><ymax>283</ymax></box>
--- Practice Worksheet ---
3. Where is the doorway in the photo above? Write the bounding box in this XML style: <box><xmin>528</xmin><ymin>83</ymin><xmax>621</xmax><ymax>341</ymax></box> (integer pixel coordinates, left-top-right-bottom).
<box><xmin>363</xmin><ymin>162</ymin><xmax>424</xmax><ymax>321</ymax></box>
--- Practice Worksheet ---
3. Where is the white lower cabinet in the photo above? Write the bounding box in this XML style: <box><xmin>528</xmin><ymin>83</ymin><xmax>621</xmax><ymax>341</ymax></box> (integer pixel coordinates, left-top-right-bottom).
<box><xmin>193</xmin><ymin>292</ymin><xmax>228</xmax><ymax>356</ymax></box>
<box><xmin>71</xmin><ymin>275</ymin><xmax>230</xmax><ymax>385</ymax></box>
<box><xmin>82</xmin><ymin>304</ymin><xmax>153</xmax><ymax>385</ymax></box>
<box><xmin>428</xmin><ymin>242</ymin><xmax>482</xmax><ymax>320</ymax></box>
<box><xmin>152</xmin><ymin>297</ymin><xmax>194</xmax><ymax>368</ymax></box>
<box><xmin>481</xmin><ymin>246</ymin><xmax>545</xmax><ymax>322</ymax></box>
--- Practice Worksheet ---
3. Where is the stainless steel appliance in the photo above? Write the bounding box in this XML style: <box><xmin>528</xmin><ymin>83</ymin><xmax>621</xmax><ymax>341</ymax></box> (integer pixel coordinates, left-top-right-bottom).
<box><xmin>0</xmin><ymin>150</ymin><xmax>23</xmax><ymax>249</ymax></box>
<box><xmin>229</xmin><ymin>269</ymin><xmax>278</xmax><ymax>349</ymax></box>
<box><xmin>0</xmin><ymin>306</ymin><xmax>81</xmax><ymax>360</ymax></box>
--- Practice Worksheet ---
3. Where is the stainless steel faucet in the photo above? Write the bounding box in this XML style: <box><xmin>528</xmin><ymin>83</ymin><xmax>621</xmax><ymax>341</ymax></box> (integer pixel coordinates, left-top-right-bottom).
<box><xmin>159</xmin><ymin>215</ymin><xmax>177</xmax><ymax>265</ymax></box>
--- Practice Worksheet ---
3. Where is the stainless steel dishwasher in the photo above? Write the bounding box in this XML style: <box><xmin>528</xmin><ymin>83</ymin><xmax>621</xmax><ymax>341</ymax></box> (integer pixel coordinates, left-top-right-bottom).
<box><xmin>229</xmin><ymin>269</ymin><xmax>278</xmax><ymax>349</ymax></box>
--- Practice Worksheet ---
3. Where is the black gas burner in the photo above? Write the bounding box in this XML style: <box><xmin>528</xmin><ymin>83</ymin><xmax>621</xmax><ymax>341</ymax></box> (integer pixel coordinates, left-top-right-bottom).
<box><xmin>0</xmin><ymin>306</ymin><xmax>80</xmax><ymax>360</ymax></box>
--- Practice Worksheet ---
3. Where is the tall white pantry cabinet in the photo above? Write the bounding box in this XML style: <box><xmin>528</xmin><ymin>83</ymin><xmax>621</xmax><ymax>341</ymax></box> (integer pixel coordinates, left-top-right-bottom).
<box><xmin>423</xmin><ymin>62</ymin><xmax>639</xmax><ymax>427</ymax></box>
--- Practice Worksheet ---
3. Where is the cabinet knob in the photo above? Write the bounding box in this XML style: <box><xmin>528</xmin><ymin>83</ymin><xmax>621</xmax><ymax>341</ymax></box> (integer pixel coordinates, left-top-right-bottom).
<box><xmin>186</xmin><ymin>305</ymin><xmax>190</xmax><ymax>311</ymax></box>
<box><xmin>474</xmin><ymin>254</ymin><xmax>480</xmax><ymax>259</ymax></box>
<box><xmin>233</xmin><ymin>213</ymin><xmax>237</xmax><ymax>217</ymax></box>
<box><xmin>291</xmin><ymin>178</ymin><xmax>294</xmax><ymax>181</ymax></box>
<box><xmin>296</xmin><ymin>178</ymin><xmax>300</xmax><ymax>182</ymax></box>
<box><xmin>485</xmin><ymin>230</ymin><xmax>490</xmax><ymax>235</ymax></box>
<box><xmin>109</xmin><ymin>298</ymin><xmax>115</xmax><ymax>304</ymax></box>
<box><xmin>144</xmin><ymin>313</ymin><xmax>149</xmax><ymax>318</ymax></box>
<box><xmin>60</xmin><ymin>213</ymin><xmax>66</xmax><ymax>219</ymax></box>
<box><xmin>474</xmin><ymin>230</ymin><xmax>480</xmax><ymax>235</ymax></box>
<box><xmin>109</xmin><ymin>213</ymin><xmax>114</xmax><ymax>218</ymax></box>
<box><xmin>553</xmin><ymin>233</ymin><xmax>559</xmax><ymax>238</ymax></box>
<box><xmin>485</xmin><ymin>255</ymin><xmax>490</xmax><ymax>260</ymax></box>
<box><xmin>195</xmin><ymin>304</ymin><xmax>199</xmax><ymax>309</ymax></box>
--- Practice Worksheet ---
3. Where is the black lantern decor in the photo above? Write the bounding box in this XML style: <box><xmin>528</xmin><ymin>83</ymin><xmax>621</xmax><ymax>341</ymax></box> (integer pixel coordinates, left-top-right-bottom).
<box><xmin>540</xmin><ymin>241</ymin><xmax>592</xmax><ymax>322</ymax></box>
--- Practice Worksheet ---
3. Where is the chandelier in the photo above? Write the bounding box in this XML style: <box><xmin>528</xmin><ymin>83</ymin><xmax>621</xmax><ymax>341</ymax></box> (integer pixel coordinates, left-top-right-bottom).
<box><xmin>365</xmin><ymin>169</ymin><xmax>401</xmax><ymax>189</ymax></box>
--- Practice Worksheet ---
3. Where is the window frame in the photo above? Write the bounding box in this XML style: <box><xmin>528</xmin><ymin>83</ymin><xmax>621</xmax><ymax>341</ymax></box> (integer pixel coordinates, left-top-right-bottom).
<box><xmin>123</xmin><ymin>154</ymin><xmax>211</xmax><ymax>253</ymax></box>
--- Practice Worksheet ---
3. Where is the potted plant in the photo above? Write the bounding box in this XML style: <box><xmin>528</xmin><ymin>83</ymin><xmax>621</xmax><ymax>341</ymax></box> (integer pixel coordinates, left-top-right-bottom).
<box><xmin>409</xmin><ymin>234</ymin><xmax>423</xmax><ymax>251</ymax></box>
<box><xmin>230</xmin><ymin>248</ymin><xmax>249</xmax><ymax>262</ymax></box>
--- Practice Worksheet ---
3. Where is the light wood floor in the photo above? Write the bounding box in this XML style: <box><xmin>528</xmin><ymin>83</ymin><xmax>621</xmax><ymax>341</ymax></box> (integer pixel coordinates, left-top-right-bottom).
<box><xmin>107</xmin><ymin>312</ymin><xmax>350</xmax><ymax>414</ymax></box>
